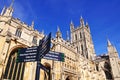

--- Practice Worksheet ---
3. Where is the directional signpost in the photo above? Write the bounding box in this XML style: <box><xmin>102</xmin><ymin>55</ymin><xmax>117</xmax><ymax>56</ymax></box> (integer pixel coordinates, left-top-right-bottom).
<box><xmin>43</xmin><ymin>51</ymin><xmax>65</xmax><ymax>62</ymax></box>
<box><xmin>16</xmin><ymin>46</ymin><xmax>38</xmax><ymax>62</ymax></box>
<box><xmin>16</xmin><ymin>32</ymin><xmax>65</xmax><ymax>80</ymax></box>
<box><xmin>35</xmin><ymin>33</ymin><xmax>51</xmax><ymax>80</ymax></box>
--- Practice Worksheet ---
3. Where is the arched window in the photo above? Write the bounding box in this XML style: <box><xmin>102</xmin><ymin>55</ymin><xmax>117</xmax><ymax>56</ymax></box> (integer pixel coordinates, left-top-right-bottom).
<box><xmin>66</xmin><ymin>76</ymin><xmax>72</xmax><ymax>80</ymax></box>
<box><xmin>32</xmin><ymin>36</ymin><xmax>37</xmax><ymax>44</ymax></box>
<box><xmin>80</xmin><ymin>32</ymin><xmax>82</xmax><ymax>39</ymax></box>
<box><xmin>81</xmin><ymin>45</ymin><xmax>84</xmax><ymax>56</ymax></box>
<box><xmin>77</xmin><ymin>46</ymin><xmax>79</xmax><ymax>53</ymax></box>
<box><xmin>96</xmin><ymin>64</ymin><xmax>99</xmax><ymax>71</ymax></box>
<box><xmin>3</xmin><ymin>49</ymin><xmax>25</xmax><ymax>80</ymax></box>
<box><xmin>15</xmin><ymin>28</ymin><xmax>22</xmax><ymax>37</ymax></box>
<box><xmin>104</xmin><ymin>62</ymin><xmax>113</xmax><ymax>79</ymax></box>
<box><xmin>75</xmin><ymin>34</ymin><xmax>77</xmax><ymax>40</ymax></box>
<box><xmin>81</xmin><ymin>45</ymin><xmax>83</xmax><ymax>51</ymax></box>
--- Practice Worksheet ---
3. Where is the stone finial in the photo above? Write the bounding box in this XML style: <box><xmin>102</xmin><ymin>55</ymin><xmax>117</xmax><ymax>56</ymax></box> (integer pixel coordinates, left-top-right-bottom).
<box><xmin>107</xmin><ymin>39</ymin><xmax>112</xmax><ymax>46</ymax></box>
<box><xmin>80</xmin><ymin>16</ymin><xmax>85</xmax><ymax>27</ymax></box>
<box><xmin>1</xmin><ymin>6</ymin><xmax>6</xmax><ymax>15</ymax></box>
<box><xmin>86</xmin><ymin>21</ymin><xmax>89</xmax><ymax>26</ymax></box>
<box><xmin>10</xmin><ymin>0</ymin><xmax>14</xmax><ymax>8</ymax></box>
<box><xmin>66</xmin><ymin>31</ymin><xmax>69</xmax><ymax>41</ymax></box>
<box><xmin>56</xmin><ymin>26</ymin><xmax>62</xmax><ymax>38</ymax></box>
<box><xmin>70</xmin><ymin>20</ymin><xmax>74</xmax><ymax>31</ymax></box>
<box><xmin>42</xmin><ymin>30</ymin><xmax>44</xmax><ymax>34</ymax></box>
<box><xmin>31</xmin><ymin>21</ymin><xmax>34</xmax><ymax>29</ymax></box>
<box><xmin>70</xmin><ymin>20</ymin><xmax>74</xmax><ymax>25</ymax></box>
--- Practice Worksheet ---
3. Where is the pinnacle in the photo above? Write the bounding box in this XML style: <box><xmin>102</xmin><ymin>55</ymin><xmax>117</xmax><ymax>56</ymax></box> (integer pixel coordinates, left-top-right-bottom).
<box><xmin>107</xmin><ymin>39</ymin><xmax>112</xmax><ymax>46</ymax></box>
<box><xmin>86</xmin><ymin>21</ymin><xmax>89</xmax><ymax>26</ymax></box>
<box><xmin>10</xmin><ymin>0</ymin><xmax>15</xmax><ymax>8</ymax></box>
<box><xmin>80</xmin><ymin>16</ymin><xmax>83</xmax><ymax>20</ymax></box>
<box><xmin>31</xmin><ymin>21</ymin><xmax>34</xmax><ymax>29</ymax></box>
<box><xmin>57</xmin><ymin>26</ymin><xmax>60</xmax><ymax>32</ymax></box>
<box><xmin>70</xmin><ymin>20</ymin><xmax>73</xmax><ymax>25</ymax></box>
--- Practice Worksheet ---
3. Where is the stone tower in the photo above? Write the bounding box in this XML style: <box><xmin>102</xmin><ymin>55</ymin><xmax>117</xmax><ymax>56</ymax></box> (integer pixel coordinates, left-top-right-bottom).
<box><xmin>70</xmin><ymin>16</ymin><xmax>95</xmax><ymax>60</ymax></box>
<box><xmin>107</xmin><ymin>40</ymin><xmax>120</xmax><ymax>80</ymax></box>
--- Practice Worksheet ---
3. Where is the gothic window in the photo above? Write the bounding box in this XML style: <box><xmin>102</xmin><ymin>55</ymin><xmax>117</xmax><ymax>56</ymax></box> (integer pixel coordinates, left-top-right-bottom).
<box><xmin>81</xmin><ymin>45</ymin><xmax>84</xmax><ymax>56</ymax></box>
<box><xmin>81</xmin><ymin>45</ymin><xmax>83</xmax><ymax>51</ymax></box>
<box><xmin>104</xmin><ymin>62</ymin><xmax>113</xmax><ymax>79</ymax></box>
<box><xmin>96</xmin><ymin>64</ymin><xmax>99</xmax><ymax>71</ymax></box>
<box><xmin>77</xmin><ymin>46</ymin><xmax>79</xmax><ymax>53</ymax></box>
<box><xmin>3</xmin><ymin>49</ymin><xmax>25</xmax><ymax>80</ymax></box>
<box><xmin>75</xmin><ymin>34</ymin><xmax>77</xmax><ymax>40</ymax></box>
<box><xmin>15</xmin><ymin>28</ymin><xmax>22</xmax><ymax>37</ymax></box>
<box><xmin>80</xmin><ymin>32</ymin><xmax>82</xmax><ymax>39</ymax></box>
<box><xmin>32</xmin><ymin>36</ymin><xmax>37</xmax><ymax>44</ymax></box>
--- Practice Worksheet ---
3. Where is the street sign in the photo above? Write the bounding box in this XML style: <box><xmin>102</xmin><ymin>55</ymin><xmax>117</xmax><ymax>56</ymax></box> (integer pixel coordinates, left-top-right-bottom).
<box><xmin>16</xmin><ymin>46</ymin><xmax>38</xmax><ymax>62</ymax></box>
<box><xmin>60</xmin><ymin>53</ymin><xmax>65</xmax><ymax>62</ymax></box>
<box><xmin>15</xmin><ymin>33</ymin><xmax>52</xmax><ymax>80</ymax></box>
<box><xmin>35</xmin><ymin>33</ymin><xmax>51</xmax><ymax>80</ymax></box>
<box><xmin>38</xmin><ymin>33</ymin><xmax>51</xmax><ymax>59</ymax></box>
<box><xmin>43</xmin><ymin>51</ymin><xmax>65</xmax><ymax>62</ymax></box>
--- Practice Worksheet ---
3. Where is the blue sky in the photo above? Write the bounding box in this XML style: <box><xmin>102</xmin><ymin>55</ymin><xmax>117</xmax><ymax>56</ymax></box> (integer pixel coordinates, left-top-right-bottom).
<box><xmin>0</xmin><ymin>0</ymin><xmax>120</xmax><ymax>56</ymax></box>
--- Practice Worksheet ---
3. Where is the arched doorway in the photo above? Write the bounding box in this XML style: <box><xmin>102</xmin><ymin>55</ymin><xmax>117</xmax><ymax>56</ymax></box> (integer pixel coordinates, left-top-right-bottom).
<box><xmin>43</xmin><ymin>63</ymin><xmax>51</xmax><ymax>80</ymax></box>
<box><xmin>66</xmin><ymin>76</ymin><xmax>72</xmax><ymax>80</ymax></box>
<box><xmin>104</xmin><ymin>61</ymin><xmax>113</xmax><ymax>79</ymax></box>
<box><xmin>3</xmin><ymin>48</ymin><xmax>25</xmax><ymax>80</ymax></box>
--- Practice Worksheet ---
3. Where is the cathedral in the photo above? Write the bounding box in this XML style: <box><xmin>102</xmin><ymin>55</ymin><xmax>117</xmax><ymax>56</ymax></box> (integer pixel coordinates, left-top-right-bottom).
<box><xmin>0</xmin><ymin>1</ymin><xmax>120</xmax><ymax>80</ymax></box>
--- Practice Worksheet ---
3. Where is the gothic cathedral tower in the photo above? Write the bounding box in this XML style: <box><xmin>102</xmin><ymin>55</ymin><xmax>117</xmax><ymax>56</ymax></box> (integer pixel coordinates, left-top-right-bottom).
<box><xmin>107</xmin><ymin>40</ymin><xmax>120</xmax><ymax>80</ymax></box>
<box><xmin>70</xmin><ymin>16</ymin><xmax>95</xmax><ymax>60</ymax></box>
<box><xmin>0</xmin><ymin>0</ymin><xmax>14</xmax><ymax>17</ymax></box>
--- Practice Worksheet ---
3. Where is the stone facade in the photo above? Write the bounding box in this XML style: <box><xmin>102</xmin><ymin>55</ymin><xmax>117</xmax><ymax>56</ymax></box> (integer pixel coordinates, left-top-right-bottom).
<box><xmin>0</xmin><ymin>2</ymin><xmax>120</xmax><ymax>80</ymax></box>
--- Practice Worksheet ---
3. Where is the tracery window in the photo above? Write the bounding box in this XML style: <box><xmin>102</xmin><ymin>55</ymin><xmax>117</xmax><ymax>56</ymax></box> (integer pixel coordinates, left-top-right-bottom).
<box><xmin>32</xmin><ymin>36</ymin><xmax>37</xmax><ymax>44</ymax></box>
<box><xmin>3</xmin><ymin>49</ymin><xmax>25</xmax><ymax>80</ymax></box>
<box><xmin>75</xmin><ymin>34</ymin><xmax>77</xmax><ymax>40</ymax></box>
<box><xmin>80</xmin><ymin>32</ymin><xmax>82</xmax><ymax>39</ymax></box>
<box><xmin>15</xmin><ymin>28</ymin><xmax>22</xmax><ymax>37</ymax></box>
<box><xmin>81</xmin><ymin>45</ymin><xmax>84</xmax><ymax>56</ymax></box>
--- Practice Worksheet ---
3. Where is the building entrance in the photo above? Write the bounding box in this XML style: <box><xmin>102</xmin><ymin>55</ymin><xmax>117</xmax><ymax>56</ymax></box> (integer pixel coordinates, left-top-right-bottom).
<box><xmin>3</xmin><ymin>48</ymin><xmax>25</xmax><ymax>80</ymax></box>
<box><xmin>66</xmin><ymin>76</ymin><xmax>72</xmax><ymax>80</ymax></box>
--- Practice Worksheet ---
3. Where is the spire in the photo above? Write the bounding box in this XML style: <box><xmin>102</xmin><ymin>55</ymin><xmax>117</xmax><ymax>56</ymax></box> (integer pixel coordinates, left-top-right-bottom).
<box><xmin>31</xmin><ymin>21</ymin><xmax>34</xmax><ymax>29</ymax></box>
<box><xmin>56</xmin><ymin>26</ymin><xmax>62</xmax><ymax>38</ymax></box>
<box><xmin>70</xmin><ymin>20</ymin><xmax>74</xmax><ymax>32</ymax></box>
<box><xmin>80</xmin><ymin>16</ymin><xmax>83</xmax><ymax>19</ymax></box>
<box><xmin>66</xmin><ymin>31</ymin><xmax>69</xmax><ymax>41</ymax></box>
<box><xmin>1</xmin><ymin>6</ymin><xmax>6</xmax><ymax>15</ymax></box>
<box><xmin>107</xmin><ymin>39</ymin><xmax>112</xmax><ymax>46</ymax></box>
<box><xmin>10</xmin><ymin>0</ymin><xmax>14</xmax><ymax>8</ymax></box>
<box><xmin>86</xmin><ymin>21</ymin><xmax>89</xmax><ymax>26</ymax></box>
<box><xmin>85</xmin><ymin>21</ymin><xmax>91</xmax><ymax>32</ymax></box>
<box><xmin>80</xmin><ymin>16</ymin><xmax>85</xmax><ymax>27</ymax></box>
<box><xmin>70</xmin><ymin>20</ymin><xmax>74</xmax><ymax>25</ymax></box>
<box><xmin>57</xmin><ymin>26</ymin><xmax>60</xmax><ymax>32</ymax></box>
<box><xmin>42</xmin><ymin>30</ymin><xmax>44</xmax><ymax>34</ymax></box>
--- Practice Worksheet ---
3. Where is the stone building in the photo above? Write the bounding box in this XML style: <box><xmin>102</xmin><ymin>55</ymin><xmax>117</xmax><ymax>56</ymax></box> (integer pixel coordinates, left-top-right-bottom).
<box><xmin>0</xmin><ymin>1</ymin><xmax>120</xmax><ymax>80</ymax></box>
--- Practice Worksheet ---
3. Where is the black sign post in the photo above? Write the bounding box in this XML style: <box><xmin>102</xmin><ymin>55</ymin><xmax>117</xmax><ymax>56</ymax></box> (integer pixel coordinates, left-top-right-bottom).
<box><xmin>35</xmin><ymin>33</ymin><xmax>51</xmax><ymax>80</ymax></box>
<box><xmin>16</xmin><ymin>32</ymin><xmax>65</xmax><ymax>80</ymax></box>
